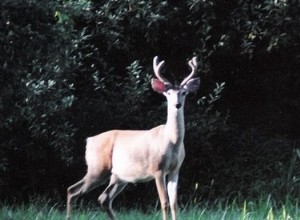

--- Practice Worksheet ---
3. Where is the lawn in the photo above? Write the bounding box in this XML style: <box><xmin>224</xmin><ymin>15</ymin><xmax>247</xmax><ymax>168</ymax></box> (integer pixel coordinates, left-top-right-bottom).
<box><xmin>0</xmin><ymin>197</ymin><xmax>299</xmax><ymax>220</ymax></box>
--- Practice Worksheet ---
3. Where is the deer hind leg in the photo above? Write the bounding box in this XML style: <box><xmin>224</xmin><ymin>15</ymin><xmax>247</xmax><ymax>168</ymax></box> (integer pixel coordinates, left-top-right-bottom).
<box><xmin>66</xmin><ymin>171</ymin><xmax>110</xmax><ymax>219</ymax></box>
<box><xmin>98</xmin><ymin>174</ymin><xmax>127</xmax><ymax>220</ymax></box>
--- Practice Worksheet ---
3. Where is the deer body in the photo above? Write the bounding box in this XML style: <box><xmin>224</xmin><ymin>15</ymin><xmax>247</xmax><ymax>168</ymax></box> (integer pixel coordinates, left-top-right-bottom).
<box><xmin>66</xmin><ymin>56</ymin><xmax>200</xmax><ymax>220</ymax></box>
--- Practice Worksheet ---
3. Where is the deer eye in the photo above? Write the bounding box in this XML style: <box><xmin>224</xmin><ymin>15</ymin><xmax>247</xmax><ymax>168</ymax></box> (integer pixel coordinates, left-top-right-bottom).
<box><xmin>182</xmin><ymin>91</ymin><xmax>187</xmax><ymax>96</ymax></box>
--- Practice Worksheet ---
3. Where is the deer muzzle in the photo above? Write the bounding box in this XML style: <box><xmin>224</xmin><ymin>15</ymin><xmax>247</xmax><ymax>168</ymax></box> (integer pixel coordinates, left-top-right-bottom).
<box><xmin>175</xmin><ymin>103</ymin><xmax>182</xmax><ymax>109</ymax></box>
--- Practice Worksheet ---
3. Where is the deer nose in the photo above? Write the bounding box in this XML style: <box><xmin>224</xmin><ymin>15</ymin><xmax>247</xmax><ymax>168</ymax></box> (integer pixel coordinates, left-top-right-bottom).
<box><xmin>175</xmin><ymin>103</ymin><xmax>182</xmax><ymax>109</ymax></box>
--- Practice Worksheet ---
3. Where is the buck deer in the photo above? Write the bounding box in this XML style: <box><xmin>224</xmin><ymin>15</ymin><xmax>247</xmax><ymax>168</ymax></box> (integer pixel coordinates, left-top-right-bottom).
<box><xmin>66</xmin><ymin>56</ymin><xmax>200</xmax><ymax>220</ymax></box>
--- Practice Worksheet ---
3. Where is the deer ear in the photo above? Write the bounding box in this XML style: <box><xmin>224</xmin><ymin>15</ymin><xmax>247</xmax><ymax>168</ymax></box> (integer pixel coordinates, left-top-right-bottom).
<box><xmin>151</xmin><ymin>78</ymin><xmax>167</xmax><ymax>93</ymax></box>
<box><xmin>183</xmin><ymin>77</ymin><xmax>200</xmax><ymax>92</ymax></box>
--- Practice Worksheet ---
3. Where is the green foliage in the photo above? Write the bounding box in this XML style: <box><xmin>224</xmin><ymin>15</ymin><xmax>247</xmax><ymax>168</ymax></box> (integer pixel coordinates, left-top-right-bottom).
<box><xmin>0</xmin><ymin>0</ymin><xmax>78</xmax><ymax>147</ymax></box>
<box><xmin>0</xmin><ymin>0</ymin><xmax>300</xmax><ymax>206</ymax></box>
<box><xmin>230</xmin><ymin>0</ymin><xmax>300</xmax><ymax>55</ymax></box>
<box><xmin>0</xmin><ymin>0</ymin><xmax>80</xmax><ymax>198</ymax></box>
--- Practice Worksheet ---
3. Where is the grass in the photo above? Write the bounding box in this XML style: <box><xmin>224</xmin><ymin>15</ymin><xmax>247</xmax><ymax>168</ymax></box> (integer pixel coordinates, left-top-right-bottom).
<box><xmin>0</xmin><ymin>197</ymin><xmax>299</xmax><ymax>220</ymax></box>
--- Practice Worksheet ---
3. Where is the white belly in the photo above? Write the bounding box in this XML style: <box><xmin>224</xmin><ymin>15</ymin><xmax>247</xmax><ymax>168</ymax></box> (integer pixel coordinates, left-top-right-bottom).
<box><xmin>111</xmin><ymin>145</ymin><xmax>153</xmax><ymax>183</ymax></box>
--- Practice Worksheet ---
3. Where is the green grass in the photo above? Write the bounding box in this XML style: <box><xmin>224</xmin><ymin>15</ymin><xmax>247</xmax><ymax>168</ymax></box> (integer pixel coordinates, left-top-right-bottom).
<box><xmin>0</xmin><ymin>198</ymin><xmax>299</xmax><ymax>220</ymax></box>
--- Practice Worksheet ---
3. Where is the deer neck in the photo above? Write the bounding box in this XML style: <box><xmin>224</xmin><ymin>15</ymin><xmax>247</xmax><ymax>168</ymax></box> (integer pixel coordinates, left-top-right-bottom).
<box><xmin>165</xmin><ymin>105</ymin><xmax>185</xmax><ymax>144</ymax></box>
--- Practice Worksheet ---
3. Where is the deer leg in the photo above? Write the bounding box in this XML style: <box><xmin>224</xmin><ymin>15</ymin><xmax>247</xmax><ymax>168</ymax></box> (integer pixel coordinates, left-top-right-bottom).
<box><xmin>98</xmin><ymin>174</ymin><xmax>127</xmax><ymax>220</ymax></box>
<box><xmin>167</xmin><ymin>172</ymin><xmax>179</xmax><ymax>220</ymax></box>
<box><xmin>67</xmin><ymin>179</ymin><xmax>84</xmax><ymax>219</ymax></box>
<box><xmin>155</xmin><ymin>172</ymin><xmax>168</xmax><ymax>220</ymax></box>
<box><xmin>66</xmin><ymin>172</ymin><xmax>110</xmax><ymax>219</ymax></box>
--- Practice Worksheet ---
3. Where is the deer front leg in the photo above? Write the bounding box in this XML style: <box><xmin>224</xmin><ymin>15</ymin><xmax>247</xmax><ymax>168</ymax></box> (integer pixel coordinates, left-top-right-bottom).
<box><xmin>167</xmin><ymin>172</ymin><xmax>179</xmax><ymax>220</ymax></box>
<box><xmin>155</xmin><ymin>172</ymin><xmax>168</xmax><ymax>220</ymax></box>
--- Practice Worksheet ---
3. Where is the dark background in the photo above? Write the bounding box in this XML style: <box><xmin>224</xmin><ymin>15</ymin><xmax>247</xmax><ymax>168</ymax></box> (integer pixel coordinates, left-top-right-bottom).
<box><xmin>0</xmin><ymin>0</ymin><xmax>299</xmax><ymax>207</ymax></box>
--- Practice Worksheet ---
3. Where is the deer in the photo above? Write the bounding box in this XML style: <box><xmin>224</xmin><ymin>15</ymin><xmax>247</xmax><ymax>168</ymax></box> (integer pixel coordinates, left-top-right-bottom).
<box><xmin>66</xmin><ymin>56</ymin><xmax>200</xmax><ymax>220</ymax></box>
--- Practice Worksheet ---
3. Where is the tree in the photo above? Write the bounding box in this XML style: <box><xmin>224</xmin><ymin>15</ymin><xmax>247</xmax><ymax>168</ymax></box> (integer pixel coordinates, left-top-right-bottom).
<box><xmin>0</xmin><ymin>0</ymin><xmax>78</xmax><ymax>199</ymax></box>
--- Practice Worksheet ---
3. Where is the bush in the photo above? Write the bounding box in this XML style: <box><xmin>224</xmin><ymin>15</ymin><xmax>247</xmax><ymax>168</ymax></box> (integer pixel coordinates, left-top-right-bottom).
<box><xmin>1</xmin><ymin>0</ymin><xmax>300</xmax><ymax>205</ymax></box>
<box><xmin>0</xmin><ymin>0</ymin><xmax>79</xmax><ymax>199</ymax></box>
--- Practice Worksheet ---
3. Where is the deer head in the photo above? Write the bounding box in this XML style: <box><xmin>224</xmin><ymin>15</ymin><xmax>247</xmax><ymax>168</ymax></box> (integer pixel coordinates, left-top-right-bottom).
<box><xmin>151</xmin><ymin>56</ymin><xmax>200</xmax><ymax>109</ymax></box>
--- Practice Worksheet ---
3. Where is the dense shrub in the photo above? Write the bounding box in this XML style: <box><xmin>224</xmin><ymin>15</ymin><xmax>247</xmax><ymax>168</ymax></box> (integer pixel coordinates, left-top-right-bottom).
<box><xmin>0</xmin><ymin>0</ymin><xmax>79</xmax><ymax>199</ymax></box>
<box><xmin>0</xmin><ymin>0</ymin><xmax>299</xmax><ymax>205</ymax></box>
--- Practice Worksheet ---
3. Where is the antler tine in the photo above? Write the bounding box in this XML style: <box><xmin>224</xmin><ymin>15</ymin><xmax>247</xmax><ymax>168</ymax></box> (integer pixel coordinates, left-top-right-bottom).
<box><xmin>153</xmin><ymin>56</ymin><xmax>170</xmax><ymax>84</ymax></box>
<box><xmin>180</xmin><ymin>56</ymin><xmax>198</xmax><ymax>86</ymax></box>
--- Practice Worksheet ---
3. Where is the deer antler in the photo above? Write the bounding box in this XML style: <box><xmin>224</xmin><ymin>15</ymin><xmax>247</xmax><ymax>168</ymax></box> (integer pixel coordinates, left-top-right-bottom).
<box><xmin>153</xmin><ymin>56</ymin><xmax>170</xmax><ymax>84</ymax></box>
<box><xmin>180</xmin><ymin>56</ymin><xmax>198</xmax><ymax>86</ymax></box>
